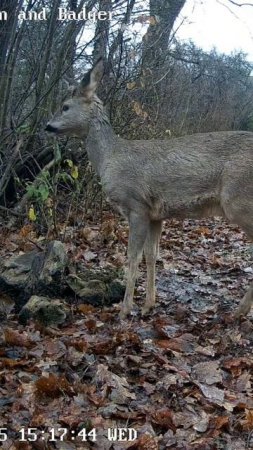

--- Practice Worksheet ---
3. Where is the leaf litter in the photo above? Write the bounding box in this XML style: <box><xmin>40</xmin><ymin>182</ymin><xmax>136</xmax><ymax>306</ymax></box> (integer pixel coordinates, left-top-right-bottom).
<box><xmin>0</xmin><ymin>216</ymin><xmax>253</xmax><ymax>449</ymax></box>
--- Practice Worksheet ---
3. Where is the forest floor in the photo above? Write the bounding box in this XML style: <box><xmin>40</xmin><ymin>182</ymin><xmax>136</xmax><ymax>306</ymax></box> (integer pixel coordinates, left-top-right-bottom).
<box><xmin>0</xmin><ymin>214</ymin><xmax>253</xmax><ymax>450</ymax></box>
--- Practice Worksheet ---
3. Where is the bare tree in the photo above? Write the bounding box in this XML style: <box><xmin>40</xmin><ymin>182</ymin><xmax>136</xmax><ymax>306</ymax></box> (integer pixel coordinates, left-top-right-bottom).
<box><xmin>142</xmin><ymin>0</ymin><xmax>186</xmax><ymax>70</ymax></box>
<box><xmin>0</xmin><ymin>0</ymin><xmax>20</xmax><ymax>78</ymax></box>
<box><xmin>1</xmin><ymin>0</ymin><xmax>253</xmax><ymax>226</ymax></box>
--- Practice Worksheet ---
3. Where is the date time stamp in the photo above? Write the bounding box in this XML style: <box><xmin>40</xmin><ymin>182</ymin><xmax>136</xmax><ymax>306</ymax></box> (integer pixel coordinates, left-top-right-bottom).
<box><xmin>0</xmin><ymin>427</ymin><xmax>137</xmax><ymax>443</ymax></box>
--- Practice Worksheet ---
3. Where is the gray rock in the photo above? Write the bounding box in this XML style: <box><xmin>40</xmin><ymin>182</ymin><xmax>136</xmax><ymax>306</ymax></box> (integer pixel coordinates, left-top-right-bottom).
<box><xmin>19</xmin><ymin>295</ymin><xmax>69</xmax><ymax>326</ymax></box>
<box><xmin>66</xmin><ymin>269</ymin><xmax>125</xmax><ymax>306</ymax></box>
<box><xmin>0</xmin><ymin>241</ymin><xmax>68</xmax><ymax>309</ymax></box>
<box><xmin>0</xmin><ymin>241</ymin><xmax>125</xmax><ymax>311</ymax></box>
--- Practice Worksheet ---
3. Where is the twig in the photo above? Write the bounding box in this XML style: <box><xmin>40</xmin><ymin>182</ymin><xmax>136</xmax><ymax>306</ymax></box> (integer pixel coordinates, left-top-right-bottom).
<box><xmin>0</xmin><ymin>204</ymin><xmax>25</xmax><ymax>217</ymax></box>
<box><xmin>227</xmin><ymin>0</ymin><xmax>253</xmax><ymax>6</ymax></box>
<box><xmin>7</xmin><ymin>158</ymin><xmax>56</xmax><ymax>228</ymax></box>
<box><xmin>0</xmin><ymin>138</ymin><xmax>24</xmax><ymax>197</ymax></box>
<box><xmin>27</xmin><ymin>238</ymin><xmax>44</xmax><ymax>251</ymax></box>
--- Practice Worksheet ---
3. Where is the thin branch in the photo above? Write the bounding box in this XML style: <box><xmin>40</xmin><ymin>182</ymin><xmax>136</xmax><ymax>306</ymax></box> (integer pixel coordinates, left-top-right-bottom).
<box><xmin>0</xmin><ymin>138</ymin><xmax>23</xmax><ymax>197</ymax></box>
<box><xmin>0</xmin><ymin>205</ymin><xmax>25</xmax><ymax>217</ymax></box>
<box><xmin>7</xmin><ymin>157</ymin><xmax>57</xmax><ymax>228</ymax></box>
<box><xmin>227</xmin><ymin>0</ymin><xmax>253</xmax><ymax>6</ymax></box>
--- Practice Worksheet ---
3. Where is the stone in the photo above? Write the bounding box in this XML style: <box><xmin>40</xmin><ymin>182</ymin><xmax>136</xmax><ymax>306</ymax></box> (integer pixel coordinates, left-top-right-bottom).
<box><xmin>19</xmin><ymin>295</ymin><xmax>69</xmax><ymax>326</ymax></box>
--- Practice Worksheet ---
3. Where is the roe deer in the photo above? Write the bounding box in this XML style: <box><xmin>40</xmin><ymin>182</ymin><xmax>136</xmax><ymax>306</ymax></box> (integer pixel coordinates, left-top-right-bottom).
<box><xmin>46</xmin><ymin>58</ymin><xmax>253</xmax><ymax>319</ymax></box>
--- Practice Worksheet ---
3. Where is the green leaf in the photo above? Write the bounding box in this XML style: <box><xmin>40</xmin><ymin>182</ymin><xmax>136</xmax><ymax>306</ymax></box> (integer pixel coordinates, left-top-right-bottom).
<box><xmin>38</xmin><ymin>184</ymin><xmax>50</xmax><ymax>201</ymax></box>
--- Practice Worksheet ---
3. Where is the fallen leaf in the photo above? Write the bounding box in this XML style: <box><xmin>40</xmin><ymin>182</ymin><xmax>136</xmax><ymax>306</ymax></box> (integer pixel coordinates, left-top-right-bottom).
<box><xmin>77</xmin><ymin>304</ymin><xmax>97</xmax><ymax>314</ymax></box>
<box><xmin>95</xmin><ymin>364</ymin><xmax>136</xmax><ymax>404</ymax></box>
<box><xmin>4</xmin><ymin>328</ymin><xmax>34</xmax><ymax>348</ymax></box>
<box><xmin>192</xmin><ymin>361</ymin><xmax>223</xmax><ymax>385</ymax></box>
<box><xmin>35</xmin><ymin>373</ymin><xmax>73</xmax><ymax>398</ymax></box>
<box><xmin>83</xmin><ymin>250</ymin><xmax>97</xmax><ymax>261</ymax></box>
<box><xmin>151</xmin><ymin>408</ymin><xmax>176</xmax><ymax>432</ymax></box>
<box><xmin>197</xmin><ymin>383</ymin><xmax>225</xmax><ymax>404</ymax></box>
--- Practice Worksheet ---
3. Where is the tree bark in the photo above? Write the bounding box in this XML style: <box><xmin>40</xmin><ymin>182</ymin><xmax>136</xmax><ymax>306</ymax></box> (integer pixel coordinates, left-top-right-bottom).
<box><xmin>93</xmin><ymin>0</ymin><xmax>112</xmax><ymax>63</ymax></box>
<box><xmin>142</xmin><ymin>0</ymin><xmax>186</xmax><ymax>71</ymax></box>
<box><xmin>0</xmin><ymin>0</ymin><xmax>19</xmax><ymax>77</ymax></box>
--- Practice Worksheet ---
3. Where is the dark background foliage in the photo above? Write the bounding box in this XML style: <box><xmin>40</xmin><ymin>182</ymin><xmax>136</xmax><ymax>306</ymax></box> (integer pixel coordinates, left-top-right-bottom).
<box><xmin>0</xmin><ymin>0</ymin><xmax>252</xmax><ymax>224</ymax></box>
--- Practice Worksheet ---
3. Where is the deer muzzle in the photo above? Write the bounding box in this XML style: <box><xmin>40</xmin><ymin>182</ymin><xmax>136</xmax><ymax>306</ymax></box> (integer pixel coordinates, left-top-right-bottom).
<box><xmin>45</xmin><ymin>124</ymin><xmax>58</xmax><ymax>133</ymax></box>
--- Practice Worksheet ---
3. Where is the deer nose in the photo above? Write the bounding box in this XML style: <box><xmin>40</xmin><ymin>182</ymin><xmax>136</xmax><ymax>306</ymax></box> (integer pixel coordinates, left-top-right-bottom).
<box><xmin>45</xmin><ymin>124</ymin><xmax>57</xmax><ymax>133</ymax></box>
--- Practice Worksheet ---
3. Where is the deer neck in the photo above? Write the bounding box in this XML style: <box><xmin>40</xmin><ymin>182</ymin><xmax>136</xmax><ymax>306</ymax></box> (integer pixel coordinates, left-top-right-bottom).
<box><xmin>86</xmin><ymin>97</ymin><xmax>118</xmax><ymax>176</ymax></box>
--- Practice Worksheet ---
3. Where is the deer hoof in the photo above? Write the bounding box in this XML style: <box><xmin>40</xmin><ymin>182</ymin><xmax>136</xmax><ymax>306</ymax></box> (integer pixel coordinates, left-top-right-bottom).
<box><xmin>234</xmin><ymin>304</ymin><xmax>251</xmax><ymax>319</ymax></box>
<box><xmin>141</xmin><ymin>305</ymin><xmax>153</xmax><ymax>316</ymax></box>
<box><xmin>119</xmin><ymin>306</ymin><xmax>131</xmax><ymax>319</ymax></box>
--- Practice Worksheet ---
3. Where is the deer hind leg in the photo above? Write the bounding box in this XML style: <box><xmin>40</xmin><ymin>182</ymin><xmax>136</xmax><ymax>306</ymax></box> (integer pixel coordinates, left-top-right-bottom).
<box><xmin>235</xmin><ymin>286</ymin><xmax>253</xmax><ymax>318</ymax></box>
<box><xmin>232</xmin><ymin>220</ymin><xmax>253</xmax><ymax>317</ymax></box>
<box><xmin>233</xmin><ymin>219</ymin><xmax>253</xmax><ymax>317</ymax></box>
<box><xmin>120</xmin><ymin>212</ymin><xmax>149</xmax><ymax>319</ymax></box>
<box><xmin>142</xmin><ymin>220</ymin><xmax>163</xmax><ymax>315</ymax></box>
<box><xmin>221</xmin><ymin>183</ymin><xmax>253</xmax><ymax>317</ymax></box>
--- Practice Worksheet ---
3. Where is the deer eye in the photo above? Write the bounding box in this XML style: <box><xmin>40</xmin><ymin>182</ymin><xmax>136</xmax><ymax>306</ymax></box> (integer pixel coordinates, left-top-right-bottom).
<box><xmin>62</xmin><ymin>105</ymin><xmax>69</xmax><ymax>112</ymax></box>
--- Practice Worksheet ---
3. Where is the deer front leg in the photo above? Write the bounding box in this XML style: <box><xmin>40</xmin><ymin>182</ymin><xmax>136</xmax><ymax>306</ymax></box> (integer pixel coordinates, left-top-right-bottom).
<box><xmin>120</xmin><ymin>213</ymin><xmax>149</xmax><ymax>319</ymax></box>
<box><xmin>142</xmin><ymin>220</ymin><xmax>162</xmax><ymax>315</ymax></box>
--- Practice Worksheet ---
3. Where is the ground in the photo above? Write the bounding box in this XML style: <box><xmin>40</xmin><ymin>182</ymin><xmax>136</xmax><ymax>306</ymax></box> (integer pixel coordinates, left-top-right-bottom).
<box><xmin>0</xmin><ymin>215</ymin><xmax>253</xmax><ymax>450</ymax></box>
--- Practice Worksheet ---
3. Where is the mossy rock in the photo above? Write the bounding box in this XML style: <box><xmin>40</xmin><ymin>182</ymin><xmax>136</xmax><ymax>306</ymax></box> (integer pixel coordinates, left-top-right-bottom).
<box><xmin>106</xmin><ymin>280</ymin><xmax>125</xmax><ymax>305</ymax></box>
<box><xmin>67</xmin><ymin>269</ymin><xmax>125</xmax><ymax>307</ymax></box>
<box><xmin>0</xmin><ymin>241</ymin><xmax>68</xmax><ymax>310</ymax></box>
<box><xmin>74</xmin><ymin>267</ymin><xmax>123</xmax><ymax>284</ymax></box>
<box><xmin>19</xmin><ymin>295</ymin><xmax>69</xmax><ymax>326</ymax></box>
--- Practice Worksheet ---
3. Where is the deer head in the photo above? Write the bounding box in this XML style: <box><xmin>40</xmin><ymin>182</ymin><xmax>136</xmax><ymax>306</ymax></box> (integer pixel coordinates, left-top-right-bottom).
<box><xmin>45</xmin><ymin>58</ymin><xmax>104</xmax><ymax>138</ymax></box>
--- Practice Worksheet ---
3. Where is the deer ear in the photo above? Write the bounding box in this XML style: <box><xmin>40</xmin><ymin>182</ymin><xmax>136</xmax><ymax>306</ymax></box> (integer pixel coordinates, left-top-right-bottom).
<box><xmin>79</xmin><ymin>58</ymin><xmax>104</xmax><ymax>97</ymax></box>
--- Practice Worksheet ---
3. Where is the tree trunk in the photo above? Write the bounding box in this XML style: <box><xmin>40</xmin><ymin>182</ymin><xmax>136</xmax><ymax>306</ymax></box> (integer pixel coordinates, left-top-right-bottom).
<box><xmin>93</xmin><ymin>0</ymin><xmax>112</xmax><ymax>63</ymax></box>
<box><xmin>142</xmin><ymin>0</ymin><xmax>186</xmax><ymax>71</ymax></box>
<box><xmin>0</xmin><ymin>0</ymin><xmax>19</xmax><ymax>78</ymax></box>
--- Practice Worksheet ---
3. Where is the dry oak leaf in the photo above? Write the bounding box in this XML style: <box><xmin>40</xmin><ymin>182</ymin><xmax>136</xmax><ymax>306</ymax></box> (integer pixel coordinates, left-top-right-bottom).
<box><xmin>235</xmin><ymin>371</ymin><xmax>251</xmax><ymax>393</ymax></box>
<box><xmin>77</xmin><ymin>304</ymin><xmax>97</xmax><ymax>315</ymax></box>
<box><xmin>92</xmin><ymin>339</ymin><xmax>117</xmax><ymax>355</ymax></box>
<box><xmin>241</xmin><ymin>409</ymin><xmax>253</xmax><ymax>431</ymax></box>
<box><xmin>153</xmin><ymin>317</ymin><xmax>181</xmax><ymax>338</ymax></box>
<box><xmin>156</xmin><ymin>333</ymin><xmax>196</xmax><ymax>353</ymax></box>
<box><xmin>209</xmin><ymin>415</ymin><xmax>230</xmax><ymax>432</ymax></box>
<box><xmin>35</xmin><ymin>373</ymin><xmax>74</xmax><ymax>398</ymax></box>
<box><xmin>130</xmin><ymin>433</ymin><xmax>158</xmax><ymax>450</ymax></box>
<box><xmin>78</xmin><ymin>226</ymin><xmax>99</xmax><ymax>243</ymax></box>
<box><xmin>68</xmin><ymin>338</ymin><xmax>89</xmax><ymax>352</ymax></box>
<box><xmin>95</xmin><ymin>364</ymin><xmax>136</xmax><ymax>404</ymax></box>
<box><xmin>150</xmin><ymin>408</ymin><xmax>176</xmax><ymax>432</ymax></box>
<box><xmin>19</xmin><ymin>224</ymin><xmax>34</xmax><ymax>237</ymax></box>
<box><xmin>197</xmin><ymin>383</ymin><xmax>225</xmax><ymax>404</ymax></box>
<box><xmin>192</xmin><ymin>361</ymin><xmax>223</xmax><ymax>385</ymax></box>
<box><xmin>0</xmin><ymin>357</ymin><xmax>30</xmax><ymax>368</ymax></box>
<box><xmin>223</xmin><ymin>357</ymin><xmax>253</xmax><ymax>376</ymax></box>
<box><xmin>100</xmin><ymin>219</ymin><xmax>117</xmax><ymax>241</ymax></box>
<box><xmin>4</xmin><ymin>328</ymin><xmax>34</xmax><ymax>348</ymax></box>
